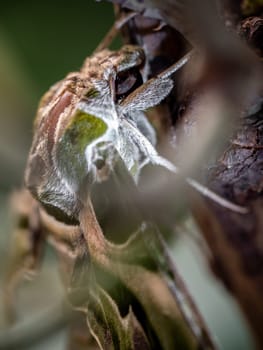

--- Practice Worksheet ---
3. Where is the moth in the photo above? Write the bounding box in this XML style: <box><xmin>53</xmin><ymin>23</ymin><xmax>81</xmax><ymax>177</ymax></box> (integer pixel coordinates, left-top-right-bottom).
<box><xmin>24</xmin><ymin>44</ymin><xmax>247</xmax><ymax>228</ymax></box>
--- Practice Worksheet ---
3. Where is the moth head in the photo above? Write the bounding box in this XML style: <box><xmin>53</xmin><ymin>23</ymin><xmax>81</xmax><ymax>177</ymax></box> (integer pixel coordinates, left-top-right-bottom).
<box><xmin>114</xmin><ymin>45</ymin><xmax>145</xmax><ymax>103</ymax></box>
<box><xmin>81</xmin><ymin>45</ymin><xmax>145</xmax><ymax>104</ymax></box>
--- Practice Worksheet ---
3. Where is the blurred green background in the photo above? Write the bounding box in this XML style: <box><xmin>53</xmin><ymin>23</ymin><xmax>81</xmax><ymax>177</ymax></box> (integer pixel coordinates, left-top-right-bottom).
<box><xmin>0</xmin><ymin>1</ymin><xmax>256</xmax><ymax>349</ymax></box>
<box><xmin>0</xmin><ymin>0</ymin><xmax>114</xmax><ymax>191</ymax></box>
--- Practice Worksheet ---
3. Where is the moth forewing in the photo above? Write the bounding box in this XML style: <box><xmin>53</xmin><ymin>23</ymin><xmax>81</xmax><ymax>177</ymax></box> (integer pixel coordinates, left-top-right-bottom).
<box><xmin>120</xmin><ymin>77</ymin><xmax>174</xmax><ymax>112</ymax></box>
<box><xmin>119</xmin><ymin>50</ymin><xmax>193</xmax><ymax>112</ymax></box>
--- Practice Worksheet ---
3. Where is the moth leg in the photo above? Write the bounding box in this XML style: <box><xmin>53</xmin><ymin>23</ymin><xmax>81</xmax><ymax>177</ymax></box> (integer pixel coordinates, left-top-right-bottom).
<box><xmin>3</xmin><ymin>189</ymin><xmax>45</xmax><ymax>324</ymax></box>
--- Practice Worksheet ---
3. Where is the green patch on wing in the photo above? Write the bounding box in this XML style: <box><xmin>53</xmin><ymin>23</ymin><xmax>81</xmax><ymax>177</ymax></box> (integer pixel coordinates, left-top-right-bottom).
<box><xmin>56</xmin><ymin>110</ymin><xmax>108</xmax><ymax>187</ymax></box>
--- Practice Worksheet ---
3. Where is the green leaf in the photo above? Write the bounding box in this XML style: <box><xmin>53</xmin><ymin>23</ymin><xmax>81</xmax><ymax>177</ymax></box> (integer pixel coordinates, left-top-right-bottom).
<box><xmin>86</xmin><ymin>286</ymin><xmax>150</xmax><ymax>350</ymax></box>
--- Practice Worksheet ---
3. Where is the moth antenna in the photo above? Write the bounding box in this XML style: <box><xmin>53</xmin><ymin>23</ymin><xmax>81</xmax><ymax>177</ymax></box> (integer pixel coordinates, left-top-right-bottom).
<box><xmin>154</xmin><ymin>156</ymin><xmax>248</xmax><ymax>214</ymax></box>
<box><xmin>185</xmin><ymin>177</ymin><xmax>249</xmax><ymax>214</ymax></box>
